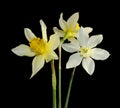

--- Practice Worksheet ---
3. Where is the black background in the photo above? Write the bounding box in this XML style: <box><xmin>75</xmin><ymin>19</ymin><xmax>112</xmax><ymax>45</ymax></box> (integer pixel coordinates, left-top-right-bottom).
<box><xmin>2</xmin><ymin>0</ymin><xmax>117</xmax><ymax>108</ymax></box>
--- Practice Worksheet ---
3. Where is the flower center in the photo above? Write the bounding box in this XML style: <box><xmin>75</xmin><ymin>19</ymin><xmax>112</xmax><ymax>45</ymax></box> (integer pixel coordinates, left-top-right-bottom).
<box><xmin>29</xmin><ymin>38</ymin><xmax>48</xmax><ymax>55</ymax></box>
<box><xmin>64</xmin><ymin>23</ymin><xmax>80</xmax><ymax>40</ymax></box>
<box><xmin>76</xmin><ymin>23</ymin><xmax>80</xmax><ymax>31</ymax></box>
<box><xmin>80</xmin><ymin>47</ymin><xmax>92</xmax><ymax>58</ymax></box>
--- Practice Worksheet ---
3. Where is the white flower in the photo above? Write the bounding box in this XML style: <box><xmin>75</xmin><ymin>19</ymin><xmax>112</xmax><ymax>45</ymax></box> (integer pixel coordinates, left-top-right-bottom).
<box><xmin>53</xmin><ymin>12</ymin><xmax>80</xmax><ymax>41</ymax></box>
<box><xmin>62</xmin><ymin>26</ymin><xmax>110</xmax><ymax>75</ymax></box>
<box><xmin>11</xmin><ymin>20</ymin><xmax>60</xmax><ymax>78</ymax></box>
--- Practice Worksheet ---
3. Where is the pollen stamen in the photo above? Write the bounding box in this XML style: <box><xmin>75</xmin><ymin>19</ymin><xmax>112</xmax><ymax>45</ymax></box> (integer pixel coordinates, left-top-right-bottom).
<box><xmin>80</xmin><ymin>47</ymin><xmax>92</xmax><ymax>58</ymax></box>
<box><xmin>29</xmin><ymin>38</ymin><xmax>48</xmax><ymax>54</ymax></box>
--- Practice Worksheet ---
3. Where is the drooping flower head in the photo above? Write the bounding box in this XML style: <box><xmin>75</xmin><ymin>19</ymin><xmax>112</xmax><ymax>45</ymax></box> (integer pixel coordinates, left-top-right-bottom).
<box><xmin>62</xmin><ymin>26</ymin><xmax>110</xmax><ymax>75</ymax></box>
<box><xmin>11</xmin><ymin>20</ymin><xmax>60</xmax><ymax>78</ymax></box>
<box><xmin>54</xmin><ymin>12</ymin><xmax>80</xmax><ymax>42</ymax></box>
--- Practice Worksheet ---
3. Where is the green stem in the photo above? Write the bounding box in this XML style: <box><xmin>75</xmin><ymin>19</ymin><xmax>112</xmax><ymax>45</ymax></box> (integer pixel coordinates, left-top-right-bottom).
<box><xmin>64</xmin><ymin>67</ymin><xmax>76</xmax><ymax>108</ymax></box>
<box><xmin>58</xmin><ymin>38</ymin><xmax>66</xmax><ymax>108</ymax></box>
<box><xmin>58</xmin><ymin>44</ymin><xmax>62</xmax><ymax>108</ymax></box>
<box><xmin>51</xmin><ymin>60</ymin><xmax>57</xmax><ymax>108</ymax></box>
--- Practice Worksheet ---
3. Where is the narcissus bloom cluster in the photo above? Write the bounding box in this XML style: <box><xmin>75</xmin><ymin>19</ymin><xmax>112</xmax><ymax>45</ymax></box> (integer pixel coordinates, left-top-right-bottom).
<box><xmin>11</xmin><ymin>12</ymin><xmax>110</xmax><ymax>78</ymax></box>
<box><xmin>11</xmin><ymin>12</ymin><xmax>110</xmax><ymax>108</ymax></box>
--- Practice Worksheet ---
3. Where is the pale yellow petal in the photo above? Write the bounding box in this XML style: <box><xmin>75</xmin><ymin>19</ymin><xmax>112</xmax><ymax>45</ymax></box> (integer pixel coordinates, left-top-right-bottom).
<box><xmin>45</xmin><ymin>51</ymin><xmax>58</xmax><ymax>63</ymax></box>
<box><xmin>67</xmin><ymin>12</ymin><xmax>79</xmax><ymax>30</ymax></box>
<box><xmin>31</xmin><ymin>55</ymin><xmax>45</xmax><ymax>78</ymax></box>
<box><xmin>48</xmin><ymin>34</ymin><xmax>60</xmax><ymax>50</ymax></box>
<box><xmin>11</xmin><ymin>44</ymin><xmax>35</xmax><ymax>57</ymax></box>
<box><xmin>59</xmin><ymin>13</ymin><xmax>67</xmax><ymax>31</ymax></box>
<box><xmin>24</xmin><ymin>28</ymin><xmax>36</xmax><ymax>42</ymax></box>
<box><xmin>40</xmin><ymin>20</ymin><xmax>48</xmax><ymax>42</ymax></box>
<box><xmin>53</xmin><ymin>27</ymin><xmax>65</xmax><ymax>37</ymax></box>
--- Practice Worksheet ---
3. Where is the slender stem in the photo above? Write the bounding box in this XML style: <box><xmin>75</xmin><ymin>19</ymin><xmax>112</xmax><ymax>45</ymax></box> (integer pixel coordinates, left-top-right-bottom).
<box><xmin>51</xmin><ymin>60</ymin><xmax>57</xmax><ymax>108</ymax></box>
<box><xmin>58</xmin><ymin>44</ymin><xmax>62</xmax><ymax>108</ymax></box>
<box><xmin>64</xmin><ymin>67</ymin><xmax>76</xmax><ymax>108</ymax></box>
<box><xmin>58</xmin><ymin>38</ymin><xmax>66</xmax><ymax>108</ymax></box>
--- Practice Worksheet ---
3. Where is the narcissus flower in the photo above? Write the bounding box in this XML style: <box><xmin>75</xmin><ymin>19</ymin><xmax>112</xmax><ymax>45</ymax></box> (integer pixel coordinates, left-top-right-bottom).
<box><xmin>11</xmin><ymin>20</ymin><xmax>60</xmax><ymax>78</ymax></box>
<box><xmin>62</xmin><ymin>26</ymin><xmax>110</xmax><ymax>75</ymax></box>
<box><xmin>54</xmin><ymin>12</ymin><xmax>80</xmax><ymax>41</ymax></box>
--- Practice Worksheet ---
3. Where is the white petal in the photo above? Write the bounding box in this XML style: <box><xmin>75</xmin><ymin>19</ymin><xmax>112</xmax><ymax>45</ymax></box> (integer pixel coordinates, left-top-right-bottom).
<box><xmin>11</xmin><ymin>44</ymin><xmax>35</xmax><ymax>57</ymax></box>
<box><xmin>31</xmin><ymin>55</ymin><xmax>45</xmax><ymax>78</ymax></box>
<box><xmin>67</xmin><ymin>12</ymin><xmax>79</xmax><ymax>29</ymax></box>
<box><xmin>70</xmin><ymin>39</ymin><xmax>80</xmax><ymax>46</ymax></box>
<box><xmin>24</xmin><ymin>28</ymin><xmax>36</xmax><ymax>42</ymax></box>
<box><xmin>87</xmin><ymin>35</ymin><xmax>103</xmax><ymax>48</ymax></box>
<box><xmin>45</xmin><ymin>51</ymin><xmax>58</xmax><ymax>63</ymax></box>
<box><xmin>59</xmin><ymin>13</ymin><xmax>67</xmax><ymax>31</ymax></box>
<box><xmin>40</xmin><ymin>20</ymin><xmax>48</xmax><ymax>42</ymax></box>
<box><xmin>62</xmin><ymin>40</ymin><xmax>80</xmax><ymax>53</ymax></box>
<box><xmin>91</xmin><ymin>48</ymin><xmax>110</xmax><ymax>60</ymax></box>
<box><xmin>66</xmin><ymin>53</ymin><xmax>82</xmax><ymax>69</ymax></box>
<box><xmin>76</xmin><ymin>26</ymin><xmax>89</xmax><ymax>46</ymax></box>
<box><xmin>82</xmin><ymin>57</ymin><xmax>95</xmax><ymax>75</ymax></box>
<box><xmin>84</xmin><ymin>27</ymin><xmax>93</xmax><ymax>34</ymax></box>
<box><xmin>53</xmin><ymin>27</ymin><xmax>65</xmax><ymax>37</ymax></box>
<box><xmin>48</xmin><ymin>34</ymin><xmax>60</xmax><ymax>50</ymax></box>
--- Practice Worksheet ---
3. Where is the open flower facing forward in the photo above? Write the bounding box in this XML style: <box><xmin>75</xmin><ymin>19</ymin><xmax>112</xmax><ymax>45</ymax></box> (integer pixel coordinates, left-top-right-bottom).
<box><xmin>11</xmin><ymin>20</ymin><xmax>60</xmax><ymax>78</ymax></box>
<box><xmin>54</xmin><ymin>12</ymin><xmax>80</xmax><ymax>41</ymax></box>
<box><xmin>62</xmin><ymin>26</ymin><xmax>110</xmax><ymax>75</ymax></box>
